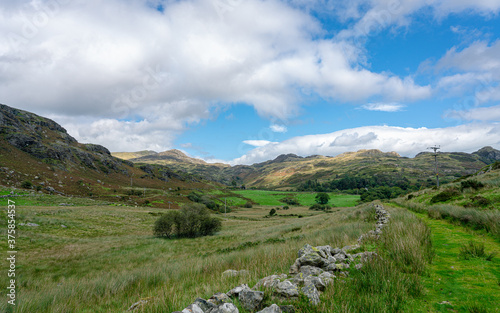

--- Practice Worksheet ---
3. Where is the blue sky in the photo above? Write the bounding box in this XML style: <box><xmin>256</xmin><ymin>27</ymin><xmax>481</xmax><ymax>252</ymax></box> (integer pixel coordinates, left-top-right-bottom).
<box><xmin>1</xmin><ymin>0</ymin><xmax>500</xmax><ymax>164</ymax></box>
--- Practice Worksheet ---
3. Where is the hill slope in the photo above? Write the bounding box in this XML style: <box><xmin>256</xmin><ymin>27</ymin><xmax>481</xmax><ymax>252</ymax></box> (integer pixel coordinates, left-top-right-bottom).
<box><xmin>0</xmin><ymin>103</ymin><xmax>216</xmax><ymax>204</ymax></box>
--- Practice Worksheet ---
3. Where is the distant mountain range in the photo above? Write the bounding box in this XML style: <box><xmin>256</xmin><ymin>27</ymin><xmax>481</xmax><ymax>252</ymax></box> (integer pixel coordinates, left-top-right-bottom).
<box><xmin>114</xmin><ymin>146</ymin><xmax>500</xmax><ymax>190</ymax></box>
<box><xmin>1</xmin><ymin>102</ymin><xmax>499</xmax><ymax>198</ymax></box>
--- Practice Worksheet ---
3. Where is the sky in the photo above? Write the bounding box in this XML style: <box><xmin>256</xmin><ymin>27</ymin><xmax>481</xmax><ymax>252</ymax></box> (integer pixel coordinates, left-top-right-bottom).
<box><xmin>1</xmin><ymin>0</ymin><xmax>500</xmax><ymax>165</ymax></box>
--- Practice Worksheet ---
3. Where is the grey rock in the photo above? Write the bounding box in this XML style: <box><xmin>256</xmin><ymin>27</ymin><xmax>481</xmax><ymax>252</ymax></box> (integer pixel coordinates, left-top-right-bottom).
<box><xmin>288</xmin><ymin>259</ymin><xmax>301</xmax><ymax>275</ymax></box>
<box><xmin>26</xmin><ymin>223</ymin><xmax>39</xmax><ymax>227</ymax></box>
<box><xmin>301</xmin><ymin>283</ymin><xmax>320</xmax><ymax>305</ymax></box>
<box><xmin>256</xmin><ymin>304</ymin><xmax>281</xmax><ymax>313</ymax></box>
<box><xmin>207</xmin><ymin>293</ymin><xmax>231</xmax><ymax>306</ymax></box>
<box><xmin>275</xmin><ymin>280</ymin><xmax>299</xmax><ymax>298</ymax></box>
<box><xmin>227</xmin><ymin>284</ymin><xmax>250</xmax><ymax>298</ymax></box>
<box><xmin>194</xmin><ymin>298</ymin><xmax>217</xmax><ymax>312</ymax></box>
<box><xmin>315</xmin><ymin>245</ymin><xmax>332</xmax><ymax>257</ymax></box>
<box><xmin>304</xmin><ymin>276</ymin><xmax>326</xmax><ymax>292</ymax></box>
<box><xmin>182</xmin><ymin>303</ymin><xmax>204</xmax><ymax>313</ymax></box>
<box><xmin>222</xmin><ymin>270</ymin><xmax>239</xmax><ymax>277</ymax></box>
<box><xmin>210</xmin><ymin>303</ymin><xmax>239</xmax><ymax>313</ymax></box>
<box><xmin>254</xmin><ymin>274</ymin><xmax>287</xmax><ymax>289</ymax></box>
<box><xmin>239</xmin><ymin>290</ymin><xmax>264</xmax><ymax>311</ymax></box>
<box><xmin>298</xmin><ymin>265</ymin><xmax>323</xmax><ymax>277</ymax></box>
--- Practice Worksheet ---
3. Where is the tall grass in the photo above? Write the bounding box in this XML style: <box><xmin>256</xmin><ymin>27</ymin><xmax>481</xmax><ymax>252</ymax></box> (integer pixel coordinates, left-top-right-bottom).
<box><xmin>393</xmin><ymin>199</ymin><xmax>500</xmax><ymax>240</ymax></box>
<box><xmin>326</xmin><ymin>206</ymin><xmax>433</xmax><ymax>312</ymax></box>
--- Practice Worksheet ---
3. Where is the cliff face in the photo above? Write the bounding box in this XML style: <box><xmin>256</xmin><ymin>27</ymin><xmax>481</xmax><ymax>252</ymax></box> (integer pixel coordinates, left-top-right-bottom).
<box><xmin>0</xmin><ymin>103</ymin><xmax>130</xmax><ymax>174</ymax></box>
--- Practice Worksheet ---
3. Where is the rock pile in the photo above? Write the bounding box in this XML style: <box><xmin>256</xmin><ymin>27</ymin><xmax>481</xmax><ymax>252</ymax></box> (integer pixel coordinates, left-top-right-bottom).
<box><xmin>155</xmin><ymin>204</ymin><xmax>390</xmax><ymax>313</ymax></box>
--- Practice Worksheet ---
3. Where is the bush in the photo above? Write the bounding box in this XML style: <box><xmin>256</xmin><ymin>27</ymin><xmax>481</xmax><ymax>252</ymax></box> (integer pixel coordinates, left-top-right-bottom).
<box><xmin>243</xmin><ymin>202</ymin><xmax>253</xmax><ymax>208</ymax></box>
<box><xmin>280</xmin><ymin>196</ymin><xmax>300</xmax><ymax>206</ymax></box>
<box><xmin>470</xmin><ymin>195</ymin><xmax>491</xmax><ymax>207</ymax></box>
<box><xmin>460</xmin><ymin>179</ymin><xmax>484</xmax><ymax>191</ymax></box>
<box><xmin>153</xmin><ymin>204</ymin><xmax>221</xmax><ymax>238</ymax></box>
<box><xmin>430</xmin><ymin>188</ymin><xmax>460</xmax><ymax>203</ymax></box>
<box><xmin>309</xmin><ymin>203</ymin><xmax>332</xmax><ymax>211</ymax></box>
<box><xmin>269</xmin><ymin>208</ymin><xmax>276</xmax><ymax>216</ymax></box>
<box><xmin>283</xmin><ymin>205</ymin><xmax>290</xmax><ymax>210</ymax></box>
<box><xmin>21</xmin><ymin>180</ymin><xmax>33</xmax><ymax>189</ymax></box>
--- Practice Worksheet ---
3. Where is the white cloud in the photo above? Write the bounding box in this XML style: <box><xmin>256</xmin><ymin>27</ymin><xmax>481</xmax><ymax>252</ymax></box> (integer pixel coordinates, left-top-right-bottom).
<box><xmin>243</xmin><ymin>140</ymin><xmax>277</xmax><ymax>147</ymax></box>
<box><xmin>361</xmin><ymin>103</ymin><xmax>405</xmax><ymax>112</ymax></box>
<box><xmin>231</xmin><ymin>124</ymin><xmax>500</xmax><ymax>165</ymax></box>
<box><xmin>444</xmin><ymin>105</ymin><xmax>500</xmax><ymax>122</ymax></box>
<box><xmin>270</xmin><ymin>124</ymin><xmax>288</xmax><ymax>133</ymax></box>
<box><xmin>0</xmin><ymin>0</ymin><xmax>432</xmax><ymax>152</ymax></box>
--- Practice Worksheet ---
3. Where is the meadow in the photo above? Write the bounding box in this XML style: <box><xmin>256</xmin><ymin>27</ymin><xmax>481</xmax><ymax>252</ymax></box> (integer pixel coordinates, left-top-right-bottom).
<box><xmin>1</xmin><ymin>186</ymin><xmax>498</xmax><ymax>312</ymax></box>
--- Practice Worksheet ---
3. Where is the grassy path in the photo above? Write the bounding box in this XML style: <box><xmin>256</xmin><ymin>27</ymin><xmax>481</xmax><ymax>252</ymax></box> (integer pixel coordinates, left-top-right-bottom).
<box><xmin>412</xmin><ymin>212</ymin><xmax>500</xmax><ymax>312</ymax></box>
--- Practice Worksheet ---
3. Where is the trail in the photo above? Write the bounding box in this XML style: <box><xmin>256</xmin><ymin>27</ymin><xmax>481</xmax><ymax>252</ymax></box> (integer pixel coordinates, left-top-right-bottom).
<box><xmin>411</xmin><ymin>212</ymin><xmax>500</xmax><ymax>312</ymax></box>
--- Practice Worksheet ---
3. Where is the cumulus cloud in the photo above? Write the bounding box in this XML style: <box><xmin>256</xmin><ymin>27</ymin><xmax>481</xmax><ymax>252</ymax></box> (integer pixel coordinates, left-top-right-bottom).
<box><xmin>231</xmin><ymin>124</ymin><xmax>500</xmax><ymax>165</ymax></box>
<box><xmin>0</xmin><ymin>0</ymin><xmax>432</xmax><ymax>151</ymax></box>
<box><xmin>361</xmin><ymin>103</ymin><xmax>405</xmax><ymax>112</ymax></box>
<box><xmin>436</xmin><ymin>40</ymin><xmax>500</xmax><ymax>103</ymax></box>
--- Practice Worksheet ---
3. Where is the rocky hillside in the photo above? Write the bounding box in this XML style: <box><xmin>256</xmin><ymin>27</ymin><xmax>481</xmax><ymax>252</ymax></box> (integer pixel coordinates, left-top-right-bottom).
<box><xmin>0</xmin><ymin>103</ymin><xmax>215</xmax><ymax>202</ymax></box>
<box><xmin>117</xmin><ymin>146</ymin><xmax>500</xmax><ymax>190</ymax></box>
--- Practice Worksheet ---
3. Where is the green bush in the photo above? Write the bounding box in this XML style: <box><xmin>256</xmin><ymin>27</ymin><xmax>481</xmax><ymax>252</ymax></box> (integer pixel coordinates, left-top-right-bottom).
<box><xmin>153</xmin><ymin>204</ymin><xmax>221</xmax><ymax>238</ymax></box>
<box><xmin>243</xmin><ymin>202</ymin><xmax>253</xmax><ymax>208</ymax></box>
<box><xmin>280</xmin><ymin>196</ymin><xmax>300</xmax><ymax>206</ymax></box>
<box><xmin>309</xmin><ymin>203</ymin><xmax>332</xmax><ymax>211</ymax></box>
<box><xmin>460</xmin><ymin>179</ymin><xmax>484</xmax><ymax>191</ymax></box>
<box><xmin>21</xmin><ymin>180</ymin><xmax>33</xmax><ymax>189</ymax></box>
<box><xmin>269</xmin><ymin>208</ymin><xmax>276</xmax><ymax>216</ymax></box>
<box><xmin>430</xmin><ymin>188</ymin><xmax>460</xmax><ymax>203</ymax></box>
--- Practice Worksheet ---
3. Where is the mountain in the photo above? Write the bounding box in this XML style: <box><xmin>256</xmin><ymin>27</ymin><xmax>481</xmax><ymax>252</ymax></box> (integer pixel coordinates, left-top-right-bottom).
<box><xmin>0</xmin><ymin>103</ymin><xmax>215</xmax><ymax>205</ymax></box>
<box><xmin>118</xmin><ymin>146</ymin><xmax>500</xmax><ymax>190</ymax></box>
<box><xmin>112</xmin><ymin>150</ymin><xmax>158</xmax><ymax>160</ymax></box>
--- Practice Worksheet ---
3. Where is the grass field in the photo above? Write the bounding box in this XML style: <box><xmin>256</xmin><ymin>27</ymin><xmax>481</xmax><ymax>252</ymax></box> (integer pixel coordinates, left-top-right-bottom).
<box><xmin>1</xmin><ymin>187</ymin><xmax>498</xmax><ymax>312</ymax></box>
<box><xmin>1</xmin><ymin>194</ymin><xmax>374</xmax><ymax>313</ymax></box>
<box><xmin>231</xmin><ymin>190</ymin><xmax>360</xmax><ymax>207</ymax></box>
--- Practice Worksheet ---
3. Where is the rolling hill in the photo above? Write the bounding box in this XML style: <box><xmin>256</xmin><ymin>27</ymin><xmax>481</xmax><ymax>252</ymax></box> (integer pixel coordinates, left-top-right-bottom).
<box><xmin>116</xmin><ymin>147</ymin><xmax>500</xmax><ymax>191</ymax></box>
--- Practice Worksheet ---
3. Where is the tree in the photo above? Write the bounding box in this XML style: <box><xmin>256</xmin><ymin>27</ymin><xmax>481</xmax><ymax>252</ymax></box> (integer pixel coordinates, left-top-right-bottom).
<box><xmin>315</xmin><ymin>192</ymin><xmax>330</xmax><ymax>205</ymax></box>
<box><xmin>269</xmin><ymin>208</ymin><xmax>276</xmax><ymax>216</ymax></box>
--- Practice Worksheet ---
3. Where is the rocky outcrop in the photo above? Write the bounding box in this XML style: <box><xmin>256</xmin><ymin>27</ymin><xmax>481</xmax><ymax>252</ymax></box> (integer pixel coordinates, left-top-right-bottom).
<box><xmin>165</xmin><ymin>204</ymin><xmax>391</xmax><ymax>313</ymax></box>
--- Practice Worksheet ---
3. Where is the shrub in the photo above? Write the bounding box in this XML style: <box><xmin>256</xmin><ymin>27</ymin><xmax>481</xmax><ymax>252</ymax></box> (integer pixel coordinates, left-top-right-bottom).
<box><xmin>269</xmin><ymin>208</ymin><xmax>276</xmax><ymax>216</ymax></box>
<box><xmin>21</xmin><ymin>180</ymin><xmax>33</xmax><ymax>189</ymax></box>
<box><xmin>243</xmin><ymin>202</ymin><xmax>253</xmax><ymax>208</ymax></box>
<box><xmin>280</xmin><ymin>196</ymin><xmax>300</xmax><ymax>205</ymax></box>
<box><xmin>283</xmin><ymin>205</ymin><xmax>290</xmax><ymax>210</ymax></box>
<box><xmin>153</xmin><ymin>204</ymin><xmax>221</xmax><ymax>238</ymax></box>
<box><xmin>460</xmin><ymin>179</ymin><xmax>484</xmax><ymax>191</ymax></box>
<box><xmin>309</xmin><ymin>203</ymin><xmax>332</xmax><ymax>211</ymax></box>
<box><xmin>430</xmin><ymin>188</ymin><xmax>460</xmax><ymax>203</ymax></box>
<box><xmin>470</xmin><ymin>195</ymin><xmax>491</xmax><ymax>207</ymax></box>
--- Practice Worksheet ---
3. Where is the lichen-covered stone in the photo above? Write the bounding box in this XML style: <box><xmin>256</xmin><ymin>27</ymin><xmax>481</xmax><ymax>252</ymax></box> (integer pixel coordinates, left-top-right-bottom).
<box><xmin>239</xmin><ymin>290</ymin><xmax>264</xmax><ymax>312</ymax></box>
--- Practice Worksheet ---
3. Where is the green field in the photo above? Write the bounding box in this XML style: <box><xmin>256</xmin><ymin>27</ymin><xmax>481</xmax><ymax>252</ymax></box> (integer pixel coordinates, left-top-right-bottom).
<box><xmin>1</xmin><ymin>186</ymin><xmax>498</xmax><ymax>312</ymax></box>
<box><xmin>232</xmin><ymin>190</ymin><xmax>360</xmax><ymax>207</ymax></box>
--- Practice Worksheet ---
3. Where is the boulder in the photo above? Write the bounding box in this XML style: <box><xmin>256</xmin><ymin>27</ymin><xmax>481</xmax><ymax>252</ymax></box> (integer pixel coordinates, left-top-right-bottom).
<box><xmin>210</xmin><ymin>303</ymin><xmax>239</xmax><ymax>313</ymax></box>
<box><xmin>227</xmin><ymin>284</ymin><xmax>250</xmax><ymax>298</ymax></box>
<box><xmin>298</xmin><ymin>265</ymin><xmax>323</xmax><ymax>277</ymax></box>
<box><xmin>254</xmin><ymin>274</ymin><xmax>287</xmax><ymax>289</ymax></box>
<box><xmin>301</xmin><ymin>283</ymin><xmax>320</xmax><ymax>305</ymax></box>
<box><xmin>193</xmin><ymin>298</ymin><xmax>217</xmax><ymax>312</ymax></box>
<box><xmin>289</xmin><ymin>259</ymin><xmax>301</xmax><ymax>275</ymax></box>
<box><xmin>239</xmin><ymin>290</ymin><xmax>264</xmax><ymax>312</ymax></box>
<box><xmin>304</xmin><ymin>276</ymin><xmax>326</xmax><ymax>292</ymax></box>
<box><xmin>207</xmin><ymin>293</ymin><xmax>231</xmax><ymax>306</ymax></box>
<box><xmin>182</xmin><ymin>303</ymin><xmax>204</xmax><ymax>313</ymax></box>
<box><xmin>256</xmin><ymin>304</ymin><xmax>282</xmax><ymax>313</ymax></box>
<box><xmin>275</xmin><ymin>280</ymin><xmax>299</xmax><ymax>298</ymax></box>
